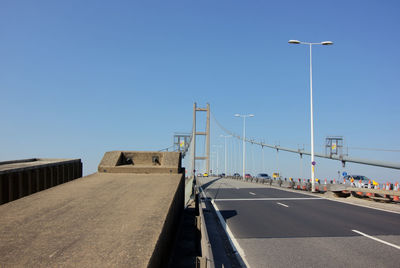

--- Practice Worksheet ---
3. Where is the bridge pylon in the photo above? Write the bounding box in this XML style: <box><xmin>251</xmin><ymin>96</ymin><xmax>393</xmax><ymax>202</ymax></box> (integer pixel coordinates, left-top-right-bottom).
<box><xmin>191</xmin><ymin>102</ymin><xmax>210</xmax><ymax>177</ymax></box>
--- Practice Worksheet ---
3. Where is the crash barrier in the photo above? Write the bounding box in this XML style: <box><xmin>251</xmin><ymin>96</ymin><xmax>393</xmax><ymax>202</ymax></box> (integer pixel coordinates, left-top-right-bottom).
<box><xmin>0</xmin><ymin>158</ymin><xmax>82</xmax><ymax>205</ymax></box>
<box><xmin>195</xmin><ymin>180</ymin><xmax>215</xmax><ymax>268</ymax></box>
<box><xmin>226</xmin><ymin>176</ymin><xmax>400</xmax><ymax>203</ymax></box>
<box><xmin>0</xmin><ymin>151</ymin><xmax>184</xmax><ymax>268</ymax></box>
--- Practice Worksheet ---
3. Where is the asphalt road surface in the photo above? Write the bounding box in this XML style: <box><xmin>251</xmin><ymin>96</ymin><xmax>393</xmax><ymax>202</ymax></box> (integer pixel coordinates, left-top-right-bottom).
<box><xmin>199</xmin><ymin>177</ymin><xmax>400</xmax><ymax>268</ymax></box>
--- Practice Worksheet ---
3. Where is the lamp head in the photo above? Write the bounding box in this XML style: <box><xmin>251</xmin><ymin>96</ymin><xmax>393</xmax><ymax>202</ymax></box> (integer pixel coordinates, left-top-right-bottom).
<box><xmin>288</xmin><ymin>40</ymin><xmax>301</xmax><ymax>44</ymax></box>
<box><xmin>321</xmin><ymin>41</ymin><xmax>333</xmax><ymax>45</ymax></box>
<box><xmin>234</xmin><ymin>114</ymin><xmax>240</xmax><ymax>117</ymax></box>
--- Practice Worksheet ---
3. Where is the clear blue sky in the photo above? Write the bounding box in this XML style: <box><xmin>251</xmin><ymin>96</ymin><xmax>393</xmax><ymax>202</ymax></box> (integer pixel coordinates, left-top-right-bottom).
<box><xmin>1</xmin><ymin>0</ymin><xmax>399</xmax><ymax>182</ymax></box>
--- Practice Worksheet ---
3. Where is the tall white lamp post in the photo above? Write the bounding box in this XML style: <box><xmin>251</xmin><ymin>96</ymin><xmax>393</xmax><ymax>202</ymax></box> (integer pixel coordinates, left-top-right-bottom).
<box><xmin>234</xmin><ymin>114</ymin><xmax>254</xmax><ymax>179</ymax></box>
<box><xmin>288</xmin><ymin>39</ymin><xmax>333</xmax><ymax>192</ymax></box>
<box><xmin>220</xmin><ymin>135</ymin><xmax>232</xmax><ymax>176</ymax></box>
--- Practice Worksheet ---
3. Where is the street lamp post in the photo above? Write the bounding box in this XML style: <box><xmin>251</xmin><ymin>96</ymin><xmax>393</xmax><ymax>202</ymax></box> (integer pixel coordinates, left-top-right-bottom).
<box><xmin>234</xmin><ymin>114</ymin><xmax>254</xmax><ymax>179</ymax></box>
<box><xmin>220</xmin><ymin>135</ymin><xmax>231</xmax><ymax>176</ymax></box>
<box><xmin>212</xmin><ymin>145</ymin><xmax>221</xmax><ymax>175</ymax></box>
<box><xmin>288</xmin><ymin>39</ymin><xmax>333</xmax><ymax>192</ymax></box>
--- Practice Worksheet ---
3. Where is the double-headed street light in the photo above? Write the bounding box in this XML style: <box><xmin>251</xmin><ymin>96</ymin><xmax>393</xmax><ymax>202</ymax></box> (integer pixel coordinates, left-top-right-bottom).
<box><xmin>288</xmin><ymin>39</ymin><xmax>333</xmax><ymax>192</ymax></box>
<box><xmin>234</xmin><ymin>114</ymin><xmax>254</xmax><ymax>179</ymax></box>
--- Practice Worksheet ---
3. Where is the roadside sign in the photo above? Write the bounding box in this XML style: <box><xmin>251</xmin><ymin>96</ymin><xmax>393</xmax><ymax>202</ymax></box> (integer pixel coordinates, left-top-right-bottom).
<box><xmin>342</xmin><ymin>172</ymin><xmax>347</xmax><ymax>176</ymax></box>
<box><xmin>312</xmin><ymin>161</ymin><xmax>316</xmax><ymax>166</ymax></box>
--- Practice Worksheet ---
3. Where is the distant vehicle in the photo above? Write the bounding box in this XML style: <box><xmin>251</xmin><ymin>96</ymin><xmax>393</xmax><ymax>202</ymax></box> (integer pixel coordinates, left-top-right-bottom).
<box><xmin>220</xmin><ymin>173</ymin><xmax>226</xmax><ymax>177</ymax></box>
<box><xmin>233</xmin><ymin>173</ymin><xmax>241</xmax><ymax>177</ymax></box>
<box><xmin>343</xmin><ymin>175</ymin><xmax>370</xmax><ymax>188</ymax></box>
<box><xmin>197</xmin><ymin>173</ymin><xmax>202</xmax><ymax>177</ymax></box>
<box><xmin>256</xmin><ymin>173</ymin><xmax>271</xmax><ymax>179</ymax></box>
<box><xmin>203</xmin><ymin>173</ymin><xmax>209</xmax><ymax>177</ymax></box>
<box><xmin>245</xmin><ymin>173</ymin><xmax>252</xmax><ymax>179</ymax></box>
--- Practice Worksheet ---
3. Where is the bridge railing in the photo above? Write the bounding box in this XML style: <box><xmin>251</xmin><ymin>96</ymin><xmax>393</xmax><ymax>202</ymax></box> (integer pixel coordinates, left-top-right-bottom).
<box><xmin>195</xmin><ymin>179</ymin><xmax>215</xmax><ymax>268</ymax></box>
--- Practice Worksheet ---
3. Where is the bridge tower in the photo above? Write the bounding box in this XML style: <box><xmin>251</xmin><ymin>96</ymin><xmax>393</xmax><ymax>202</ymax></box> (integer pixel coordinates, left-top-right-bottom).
<box><xmin>191</xmin><ymin>103</ymin><xmax>210</xmax><ymax>177</ymax></box>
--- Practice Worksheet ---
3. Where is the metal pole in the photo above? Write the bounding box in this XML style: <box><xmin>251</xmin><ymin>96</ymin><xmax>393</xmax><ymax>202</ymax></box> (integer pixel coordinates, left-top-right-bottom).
<box><xmin>224</xmin><ymin>136</ymin><xmax>228</xmax><ymax>175</ymax></box>
<box><xmin>216</xmin><ymin>147</ymin><xmax>219</xmax><ymax>175</ymax></box>
<box><xmin>192</xmin><ymin>103</ymin><xmax>196</xmax><ymax>178</ymax></box>
<box><xmin>243</xmin><ymin>116</ymin><xmax>246</xmax><ymax>179</ymax></box>
<box><xmin>310</xmin><ymin>44</ymin><xmax>316</xmax><ymax>192</ymax></box>
<box><xmin>206</xmin><ymin>103</ymin><xmax>210</xmax><ymax>174</ymax></box>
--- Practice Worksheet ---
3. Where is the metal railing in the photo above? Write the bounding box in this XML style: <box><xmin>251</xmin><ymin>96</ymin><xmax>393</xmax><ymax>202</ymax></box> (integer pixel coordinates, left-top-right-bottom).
<box><xmin>195</xmin><ymin>180</ymin><xmax>215</xmax><ymax>268</ymax></box>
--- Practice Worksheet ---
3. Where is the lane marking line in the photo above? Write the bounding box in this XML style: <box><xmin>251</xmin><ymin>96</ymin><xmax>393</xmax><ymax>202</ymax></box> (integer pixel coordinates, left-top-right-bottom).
<box><xmin>352</xmin><ymin>230</ymin><xmax>400</xmax><ymax>250</ymax></box>
<box><xmin>214</xmin><ymin>197</ymin><xmax>323</xmax><ymax>202</ymax></box>
<box><xmin>277</xmin><ymin>202</ymin><xmax>289</xmax><ymax>208</ymax></box>
<box><xmin>212</xmin><ymin>199</ymin><xmax>251</xmax><ymax>268</ymax></box>
<box><xmin>249</xmin><ymin>192</ymin><xmax>256</xmax><ymax>195</ymax></box>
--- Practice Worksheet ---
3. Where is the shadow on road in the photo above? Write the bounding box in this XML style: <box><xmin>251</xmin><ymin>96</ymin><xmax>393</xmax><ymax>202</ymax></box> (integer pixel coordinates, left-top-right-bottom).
<box><xmin>200</xmin><ymin>177</ymin><xmax>221</xmax><ymax>190</ymax></box>
<box><xmin>219</xmin><ymin>210</ymin><xmax>238</xmax><ymax>221</ymax></box>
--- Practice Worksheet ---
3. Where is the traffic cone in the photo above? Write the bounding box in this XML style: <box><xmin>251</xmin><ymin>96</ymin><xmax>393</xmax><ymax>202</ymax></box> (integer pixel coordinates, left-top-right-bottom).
<box><xmin>368</xmin><ymin>180</ymin><xmax>371</xmax><ymax>189</ymax></box>
<box><xmin>393</xmin><ymin>182</ymin><xmax>399</xmax><ymax>202</ymax></box>
<box><xmin>333</xmin><ymin>178</ymin><xmax>336</xmax><ymax>184</ymax></box>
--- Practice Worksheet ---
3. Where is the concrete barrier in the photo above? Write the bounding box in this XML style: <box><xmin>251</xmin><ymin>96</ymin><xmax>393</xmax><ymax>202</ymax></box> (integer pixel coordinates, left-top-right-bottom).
<box><xmin>0</xmin><ymin>151</ymin><xmax>184</xmax><ymax>267</ymax></box>
<box><xmin>0</xmin><ymin>158</ymin><xmax>82</xmax><ymax>205</ymax></box>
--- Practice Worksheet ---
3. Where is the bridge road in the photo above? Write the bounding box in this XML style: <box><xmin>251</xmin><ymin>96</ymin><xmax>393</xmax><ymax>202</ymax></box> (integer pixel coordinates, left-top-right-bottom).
<box><xmin>198</xmin><ymin>177</ymin><xmax>400</xmax><ymax>268</ymax></box>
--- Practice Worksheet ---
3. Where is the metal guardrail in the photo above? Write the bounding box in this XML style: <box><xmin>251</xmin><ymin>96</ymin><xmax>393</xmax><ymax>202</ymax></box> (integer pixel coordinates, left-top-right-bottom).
<box><xmin>195</xmin><ymin>180</ymin><xmax>215</xmax><ymax>268</ymax></box>
<box><xmin>225</xmin><ymin>176</ymin><xmax>400</xmax><ymax>202</ymax></box>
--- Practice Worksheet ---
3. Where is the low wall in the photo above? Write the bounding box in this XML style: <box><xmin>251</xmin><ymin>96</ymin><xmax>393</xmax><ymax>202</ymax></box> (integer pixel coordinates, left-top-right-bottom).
<box><xmin>0</xmin><ymin>151</ymin><xmax>184</xmax><ymax>268</ymax></box>
<box><xmin>0</xmin><ymin>158</ymin><xmax>82</xmax><ymax>205</ymax></box>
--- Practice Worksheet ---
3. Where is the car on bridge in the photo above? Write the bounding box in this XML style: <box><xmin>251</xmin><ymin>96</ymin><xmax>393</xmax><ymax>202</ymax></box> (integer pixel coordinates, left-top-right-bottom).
<box><xmin>256</xmin><ymin>173</ymin><xmax>271</xmax><ymax>180</ymax></box>
<box><xmin>343</xmin><ymin>175</ymin><xmax>370</xmax><ymax>188</ymax></box>
<box><xmin>233</xmin><ymin>173</ymin><xmax>241</xmax><ymax>178</ymax></box>
<box><xmin>245</xmin><ymin>173</ymin><xmax>252</xmax><ymax>179</ymax></box>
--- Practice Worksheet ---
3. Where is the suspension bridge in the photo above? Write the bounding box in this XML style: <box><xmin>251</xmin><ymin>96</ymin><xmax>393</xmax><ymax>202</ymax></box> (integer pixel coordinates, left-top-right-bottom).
<box><xmin>0</xmin><ymin>103</ymin><xmax>399</xmax><ymax>268</ymax></box>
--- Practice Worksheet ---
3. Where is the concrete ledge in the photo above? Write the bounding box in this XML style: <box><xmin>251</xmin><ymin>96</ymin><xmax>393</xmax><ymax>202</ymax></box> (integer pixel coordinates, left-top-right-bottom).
<box><xmin>98</xmin><ymin>151</ymin><xmax>182</xmax><ymax>174</ymax></box>
<box><xmin>0</xmin><ymin>152</ymin><xmax>184</xmax><ymax>267</ymax></box>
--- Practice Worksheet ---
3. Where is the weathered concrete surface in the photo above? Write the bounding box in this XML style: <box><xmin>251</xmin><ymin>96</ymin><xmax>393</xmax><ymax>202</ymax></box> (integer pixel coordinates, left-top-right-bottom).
<box><xmin>98</xmin><ymin>151</ymin><xmax>182</xmax><ymax>174</ymax></box>
<box><xmin>0</xmin><ymin>171</ymin><xmax>184</xmax><ymax>267</ymax></box>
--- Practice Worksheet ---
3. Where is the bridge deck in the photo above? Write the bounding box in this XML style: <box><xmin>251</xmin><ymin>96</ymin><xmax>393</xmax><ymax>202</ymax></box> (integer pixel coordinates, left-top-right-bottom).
<box><xmin>0</xmin><ymin>172</ymin><xmax>183</xmax><ymax>267</ymax></box>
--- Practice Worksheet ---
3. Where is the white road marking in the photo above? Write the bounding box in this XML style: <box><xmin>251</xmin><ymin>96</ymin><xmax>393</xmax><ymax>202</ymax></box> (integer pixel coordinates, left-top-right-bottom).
<box><xmin>277</xmin><ymin>202</ymin><xmax>289</xmax><ymax>208</ymax></box>
<box><xmin>249</xmin><ymin>192</ymin><xmax>256</xmax><ymax>195</ymax></box>
<box><xmin>212</xmin><ymin>200</ymin><xmax>251</xmax><ymax>268</ymax></box>
<box><xmin>199</xmin><ymin>186</ymin><xmax>207</xmax><ymax>199</ymax></box>
<box><xmin>352</xmin><ymin>230</ymin><xmax>400</xmax><ymax>250</ymax></box>
<box><xmin>214</xmin><ymin>197</ymin><xmax>323</xmax><ymax>201</ymax></box>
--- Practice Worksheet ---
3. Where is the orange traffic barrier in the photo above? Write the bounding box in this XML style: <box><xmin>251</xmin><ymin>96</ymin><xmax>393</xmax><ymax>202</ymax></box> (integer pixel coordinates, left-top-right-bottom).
<box><xmin>392</xmin><ymin>182</ymin><xmax>399</xmax><ymax>202</ymax></box>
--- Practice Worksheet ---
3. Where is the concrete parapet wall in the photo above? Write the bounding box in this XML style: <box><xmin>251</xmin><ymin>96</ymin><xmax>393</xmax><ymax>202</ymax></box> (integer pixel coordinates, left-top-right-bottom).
<box><xmin>98</xmin><ymin>151</ymin><xmax>182</xmax><ymax>174</ymax></box>
<box><xmin>0</xmin><ymin>158</ymin><xmax>82</xmax><ymax>205</ymax></box>
<box><xmin>0</xmin><ymin>152</ymin><xmax>184</xmax><ymax>268</ymax></box>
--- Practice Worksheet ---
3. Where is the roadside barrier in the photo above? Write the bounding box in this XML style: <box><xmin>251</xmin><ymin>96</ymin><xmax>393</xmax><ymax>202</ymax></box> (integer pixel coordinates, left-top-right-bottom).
<box><xmin>195</xmin><ymin>181</ymin><xmax>215</xmax><ymax>268</ymax></box>
<box><xmin>393</xmin><ymin>182</ymin><xmax>400</xmax><ymax>202</ymax></box>
<box><xmin>222</xmin><ymin>175</ymin><xmax>400</xmax><ymax>203</ymax></box>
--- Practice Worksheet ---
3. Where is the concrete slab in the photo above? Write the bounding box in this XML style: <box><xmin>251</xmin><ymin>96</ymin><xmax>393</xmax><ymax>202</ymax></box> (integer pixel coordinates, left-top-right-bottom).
<box><xmin>0</xmin><ymin>171</ymin><xmax>183</xmax><ymax>267</ymax></box>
